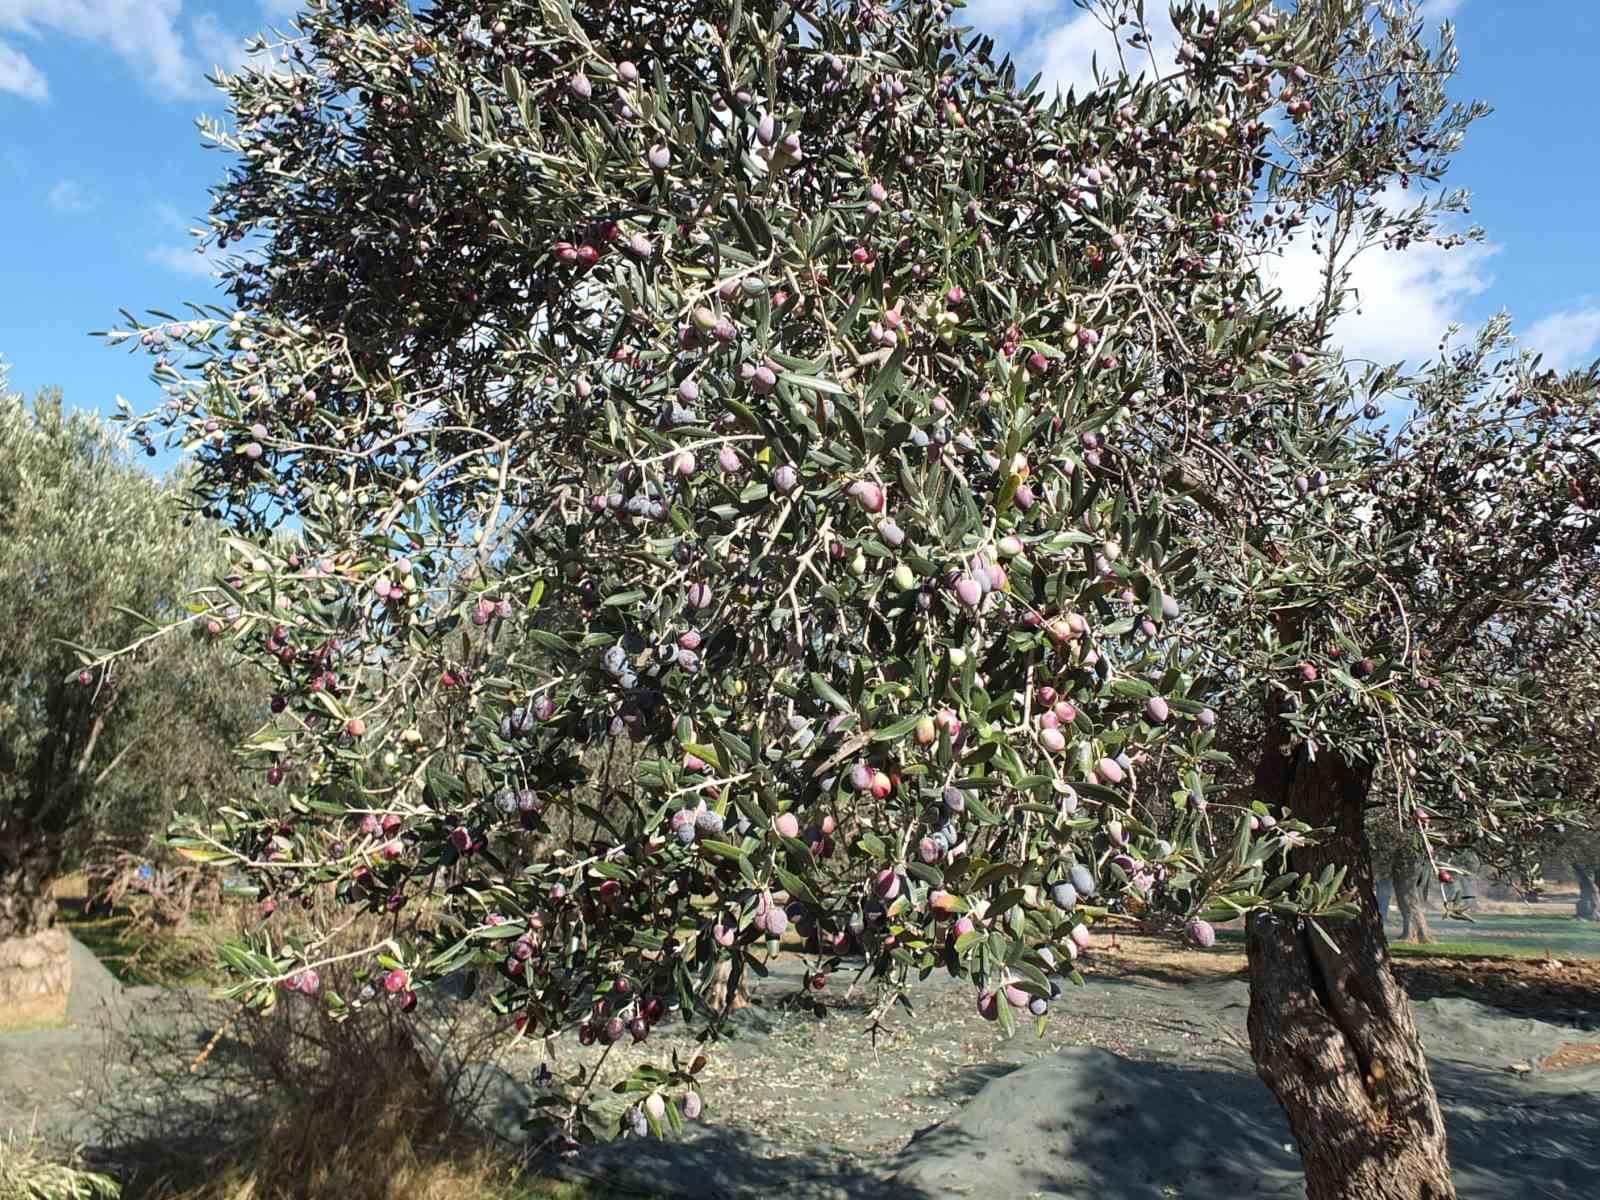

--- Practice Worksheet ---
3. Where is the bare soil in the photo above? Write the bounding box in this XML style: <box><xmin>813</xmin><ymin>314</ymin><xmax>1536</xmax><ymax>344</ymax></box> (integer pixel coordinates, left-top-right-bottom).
<box><xmin>5</xmin><ymin>927</ymin><xmax>1599</xmax><ymax>1199</ymax></box>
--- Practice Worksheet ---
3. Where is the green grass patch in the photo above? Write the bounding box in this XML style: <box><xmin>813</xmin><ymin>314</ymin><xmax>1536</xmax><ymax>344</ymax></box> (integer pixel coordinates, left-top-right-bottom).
<box><xmin>56</xmin><ymin>904</ymin><xmax>226</xmax><ymax>988</ymax></box>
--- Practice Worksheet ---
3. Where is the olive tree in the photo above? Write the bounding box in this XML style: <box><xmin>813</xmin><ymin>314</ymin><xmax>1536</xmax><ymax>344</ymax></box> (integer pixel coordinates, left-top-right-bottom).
<box><xmin>0</xmin><ymin>374</ymin><xmax>267</xmax><ymax>940</ymax></box>
<box><xmin>1468</xmin><ymin>583</ymin><xmax>1600</xmax><ymax>920</ymax></box>
<box><xmin>1172</xmin><ymin>298</ymin><xmax>1598</xmax><ymax>1191</ymax></box>
<box><xmin>97</xmin><ymin>1</ymin><xmax>1598</xmax><ymax>1197</ymax></box>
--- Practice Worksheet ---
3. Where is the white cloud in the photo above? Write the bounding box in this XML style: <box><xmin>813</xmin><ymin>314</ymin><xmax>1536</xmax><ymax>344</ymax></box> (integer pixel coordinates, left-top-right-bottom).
<box><xmin>1032</xmin><ymin>4</ymin><xmax>1180</xmax><ymax>97</ymax></box>
<box><xmin>0</xmin><ymin>0</ymin><xmax>196</xmax><ymax>98</ymax></box>
<box><xmin>1419</xmin><ymin>0</ymin><xmax>1464</xmax><ymax>20</ymax></box>
<box><xmin>1524</xmin><ymin>307</ymin><xmax>1600</xmax><ymax>372</ymax></box>
<box><xmin>0</xmin><ymin>37</ymin><xmax>46</xmax><ymax>98</ymax></box>
<box><xmin>959</xmin><ymin>0</ymin><xmax>1191</xmax><ymax>99</ymax></box>
<box><xmin>148</xmin><ymin>199</ymin><xmax>226</xmax><ymax>278</ymax></box>
<box><xmin>1263</xmin><ymin>194</ymin><xmax>1497</xmax><ymax>369</ymax></box>
<box><xmin>0</xmin><ymin>0</ymin><xmax>288</xmax><ymax>100</ymax></box>
<box><xmin>148</xmin><ymin>243</ymin><xmax>225</xmax><ymax>277</ymax></box>
<box><xmin>955</xmin><ymin>0</ymin><xmax>1059</xmax><ymax>38</ymax></box>
<box><xmin>47</xmin><ymin>178</ymin><xmax>96</xmax><ymax>212</ymax></box>
<box><xmin>191</xmin><ymin>10</ymin><xmax>274</xmax><ymax>77</ymax></box>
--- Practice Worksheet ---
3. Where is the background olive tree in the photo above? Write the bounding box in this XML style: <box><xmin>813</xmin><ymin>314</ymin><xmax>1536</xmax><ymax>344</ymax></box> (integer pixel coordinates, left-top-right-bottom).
<box><xmin>0</xmin><ymin>368</ymin><xmax>266</xmax><ymax>941</ymax></box>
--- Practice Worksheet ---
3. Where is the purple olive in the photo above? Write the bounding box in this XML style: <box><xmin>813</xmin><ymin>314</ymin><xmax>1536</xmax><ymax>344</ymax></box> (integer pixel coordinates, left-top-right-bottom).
<box><xmin>1069</xmin><ymin>864</ymin><xmax>1097</xmax><ymax>897</ymax></box>
<box><xmin>849</xmin><ymin>480</ymin><xmax>886</xmax><ymax>513</ymax></box>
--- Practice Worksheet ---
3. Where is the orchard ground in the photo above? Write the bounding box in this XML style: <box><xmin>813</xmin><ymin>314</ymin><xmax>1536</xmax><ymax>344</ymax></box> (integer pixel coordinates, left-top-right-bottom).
<box><xmin>2</xmin><ymin>887</ymin><xmax>1597</xmax><ymax>1198</ymax></box>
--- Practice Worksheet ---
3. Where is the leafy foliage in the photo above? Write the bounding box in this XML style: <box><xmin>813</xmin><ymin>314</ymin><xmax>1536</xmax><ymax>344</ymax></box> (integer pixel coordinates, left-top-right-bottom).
<box><xmin>99</xmin><ymin>0</ymin><xmax>1597</xmax><ymax>1155</ymax></box>
<box><xmin>0</xmin><ymin>372</ymin><xmax>266</xmax><ymax>937</ymax></box>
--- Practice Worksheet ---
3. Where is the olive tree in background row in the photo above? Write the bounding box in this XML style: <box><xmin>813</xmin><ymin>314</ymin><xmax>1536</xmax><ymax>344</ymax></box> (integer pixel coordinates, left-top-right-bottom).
<box><xmin>1366</xmin><ymin>544</ymin><xmax>1600</xmax><ymax>932</ymax></box>
<box><xmin>0</xmin><ymin>373</ymin><xmax>266</xmax><ymax>941</ymax></box>
<box><xmin>1486</xmin><ymin>590</ymin><xmax>1600</xmax><ymax>920</ymax></box>
<box><xmin>97</xmin><ymin>0</ymin><xmax>1598</xmax><ymax>1196</ymax></box>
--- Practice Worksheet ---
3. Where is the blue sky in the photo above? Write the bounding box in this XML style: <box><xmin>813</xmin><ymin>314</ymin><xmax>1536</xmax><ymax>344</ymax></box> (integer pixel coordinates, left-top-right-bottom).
<box><xmin>2</xmin><ymin>0</ymin><xmax>1597</xmax><ymax>436</ymax></box>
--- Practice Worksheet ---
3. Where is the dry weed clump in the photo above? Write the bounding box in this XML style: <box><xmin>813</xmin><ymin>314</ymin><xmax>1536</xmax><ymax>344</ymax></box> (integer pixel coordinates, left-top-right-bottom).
<box><xmin>0</xmin><ymin>1131</ymin><xmax>119</xmax><ymax>1200</ymax></box>
<box><xmin>90</xmin><ymin>905</ymin><xmax>545</xmax><ymax>1200</ymax></box>
<box><xmin>134</xmin><ymin>1083</ymin><xmax>524</xmax><ymax>1200</ymax></box>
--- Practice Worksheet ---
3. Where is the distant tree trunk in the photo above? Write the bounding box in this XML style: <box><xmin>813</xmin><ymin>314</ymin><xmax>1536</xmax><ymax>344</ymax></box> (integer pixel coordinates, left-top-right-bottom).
<box><xmin>1393</xmin><ymin>859</ymin><xmax>1434</xmax><ymax>944</ymax></box>
<box><xmin>1576</xmin><ymin>865</ymin><xmax>1599</xmax><ymax>922</ymax></box>
<box><xmin>1453</xmin><ymin>852</ymin><xmax>1479</xmax><ymax>912</ymax></box>
<box><xmin>1</xmin><ymin>710</ymin><xmax>104</xmax><ymax>942</ymax></box>
<box><xmin>1375</xmin><ymin>877</ymin><xmax>1394</xmax><ymax>922</ymax></box>
<box><xmin>1249</xmin><ymin>731</ymin><xmax>1455</xmax><ymax>1200</ymax></box>
<box><xmin>700</xmin><ymin>957</ymin><xmax>751</xmax><ymax>1013</ymax></box>
<box><xmin>0</xmin><ymin>827</ymin><xmax>61</xmax><ymax>942</ymax></box>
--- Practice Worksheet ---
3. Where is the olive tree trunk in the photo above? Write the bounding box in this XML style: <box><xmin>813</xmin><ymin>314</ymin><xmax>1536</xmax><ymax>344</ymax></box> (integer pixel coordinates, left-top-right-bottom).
<box><xmin>1392</xmin><ymin>858</ymin><xmax>1434</xmax><ymax>944</ymax></box>
<box><xmin>1248</xmin><ymin>736</ymin><xmax>1455</xmax><ymax>1200</ymax></box>
<box><xmin>1575</xmin><ymin>865</ymin><xmax>1599</xmax><ymax>922</ymax></box>
<box><xmin>0</xmin><ymin>828</ymin><xmax>61</xmax><ymax>943</ymax></box>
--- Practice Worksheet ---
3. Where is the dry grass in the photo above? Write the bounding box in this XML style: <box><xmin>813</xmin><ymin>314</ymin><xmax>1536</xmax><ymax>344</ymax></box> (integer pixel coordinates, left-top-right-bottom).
<box><xmin>49</xmin><ymin>875</ymin><xmax>89</xmax><ymax>903</ymax></box>
<box><xmin>85</xmin><ymin>897</ymin><xmax>609</xmax><ymax>1200</ymax></box>
<box><xmin>1089</xmin><ymin>927</ymin><xmax>1247</xmax><ymax>986</ymax></box>
<box><xmin>139</xmin><ymin>1138</ymin><xmax>545</xmax><ymax>1200</ymax></box>
<box><xmin>0</xmin><ymin>1131</ymin><xmax>119</xmax><ymax>1200</ymax></box>
<box><xmin>0</xmin><ymin>994</ymin><xmax>67</xmax><ymax>1034</ymax></box>
<box><xmin>133</xmin><ymin>1049</ymin><xmax>499</xmax><ymax>1200</ymax></box>
<box><xmin>108</xmin><ymin>991</ymin><xmax>611</xmax><ymax>1200</ymax></box>
<box><xmin>1539</xmin><ymin>1042</ymin><xmax>1600</xmax><ymax>1073</ymax></box>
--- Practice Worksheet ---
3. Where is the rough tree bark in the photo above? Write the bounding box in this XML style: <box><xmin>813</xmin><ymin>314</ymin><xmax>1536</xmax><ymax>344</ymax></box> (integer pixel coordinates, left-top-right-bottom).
<box><xmin>0</xmin><ymin>709</ymin><xmax>106</xmax><ymax>943</ymax></box>
<box><xmin>1575</xmin><ymin>865</ymin><xmax>1598</xmax><ymax>921</ymax></box>
<box><xmin>0</xmin><ymin>828</ymin><xmax>61</xmax><ymax>942</ymax></box>
<box><xmin>1392</xmin><ymin>858</ymin><xmax>1434</xmax><ymax>944</ymax></box>
<box><xmin>1248</xmin><ymin>730</ymin><xmax>1456</xmax><ymax>1200</ymax></box>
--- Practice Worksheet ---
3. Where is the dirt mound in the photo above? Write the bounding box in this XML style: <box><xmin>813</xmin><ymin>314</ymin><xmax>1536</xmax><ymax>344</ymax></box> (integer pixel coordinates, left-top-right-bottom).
<box><xmin>553</xmin><ymin>959</ymin><xmax>1600</xmax><ymax>1199</ymax></box>
<box><xmin>888</xmin><ymin>1032</ymin><xmax>1600</xmax><ymax>1199</ymax></box>
<box><xmin>891</xmin><ymin>1047</ymin><xmax>1300</xmax><ymax>1198</ymax></box>
<box><xmin>64</xmin><ymin>932</ymin><xmax>124</xmax><ymax>1023</ymax></box>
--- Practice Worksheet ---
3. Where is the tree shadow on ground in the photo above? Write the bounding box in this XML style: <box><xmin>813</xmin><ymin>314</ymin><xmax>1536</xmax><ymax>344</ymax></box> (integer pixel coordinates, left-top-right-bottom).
<box><xmin>932</xmin><ymin>1060</ymin><xmax>1020</xmax><ymax>1102</ymax></box>
<box><xmin>897</xmin><ymin>1042</ymin><xmax>1600</xmax><ymax>1200</ymax></box>
<box><xmin>553</xmin><ymin>1126</ymin><xmax>924</xmax><ymax>1200</ymax></box>
<box><xmin>55</xmin><ymin>964</ymin><xmax>1600</xmax><ymax>1200</ymax></box>
<box><xmin>891</xmin><ymin>1048</ymin><xmax>1306</xmax><ymax>1199</ymax></box>
<box><xmin>1428</xmin><ymin>1057</ymin><xmax>1600</xmax><ymax>1197</ymax></box>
